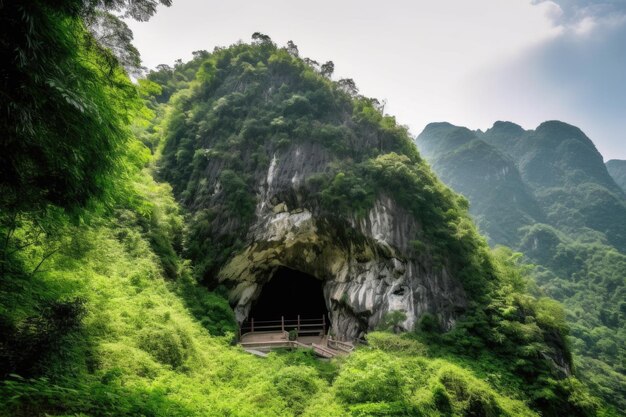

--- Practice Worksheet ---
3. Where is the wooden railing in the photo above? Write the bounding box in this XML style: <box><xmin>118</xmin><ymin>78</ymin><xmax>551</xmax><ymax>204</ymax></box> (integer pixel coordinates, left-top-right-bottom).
<box><xmin>240</xmin><ymin>340</ymin><xmax>309</xmax><ymax>350</ymax></box>
<box><xmin>240</xmin><ymin>340</ymin><xmax>337</xmax><ymax>358</ymax></box>
<box><xmin>239</xmin><ymin>315</ymin><xmax>326</xmax><ymax>338</ymax></box>
<box><xmin>327</xmin><ymin>338</ymin><xmax>355</xmax><ymax>353</ymax></box>
<box><xmin>311</xmin><ymin>343</ymin><xmax>336</xmax><ymax>359</ymax></box>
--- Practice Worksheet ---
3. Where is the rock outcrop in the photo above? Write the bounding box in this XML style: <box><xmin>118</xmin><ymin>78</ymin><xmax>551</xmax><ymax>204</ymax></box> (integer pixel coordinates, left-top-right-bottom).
<box><xmin>156</xmin><ymin>45</ymin><xmax>486</xmax><ymax>342</ymax></box>
<box><xmin>217</xmin><ymin>143</ymin><xmax>466</xmax><ymax>341</ymax></box>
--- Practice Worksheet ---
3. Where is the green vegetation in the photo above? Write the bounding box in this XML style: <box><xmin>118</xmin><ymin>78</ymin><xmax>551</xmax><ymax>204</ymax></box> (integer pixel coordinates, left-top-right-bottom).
<box><xmin>151</xmin><ymin>38</ymin><xmax>491</xmax><ymax>307</ymax></box>
<box><xmin>607</xmin><ymin>159</ymin><xmax>626</xmax><ymax>193</ymax></box>
<box><xmin>1</xmin><ymin>159</ymin><xmax>583</xmax><ymax>416</ymax></box>
<box><xmin>146</xmin><ymin>36</ymin><xmax>609</xmax><ymax>416</ymax></box>
<box><xmin>0</xmin><ymin>3</ymin><xmax>617</xmax><ymax>414</ymax></box>
<box><xmin>417</xmin><ymin>120</ymin><xmax>626</xmax><ymax>412</ymax></box>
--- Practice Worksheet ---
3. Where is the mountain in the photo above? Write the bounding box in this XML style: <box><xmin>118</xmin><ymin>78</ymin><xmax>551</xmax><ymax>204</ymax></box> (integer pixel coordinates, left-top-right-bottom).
<box><xmin>147</xmin><ymin>40</ymin><xmax>603</xmax><ymax>415</ymax></box>
<box><xmin>157</xmin><ymin>50</ymin><xmax>486</xmax><ymax>339</ymax></box>
<box><xmin>0</xmin><ymin>24</ymin><xmax>609</xmax><ymax>415</ymax></box>
<box><xmin>482</xmin><ymin>121</ymin><xmax>626</xmax><ymax>252</ymax></box>
<box><xmin>416</xmin><ymin>120</ymin><xmax>626</xmax><ymax>412</ymax></box>
<box><xmin>417</xmin><ymin>122</ymin><xmax>543</xmax><ymax>247</ymax></box>
<box><xmin>607</xmin><ymin>159</ymin><xmax>626</xmax><ymax>193</ymax></box>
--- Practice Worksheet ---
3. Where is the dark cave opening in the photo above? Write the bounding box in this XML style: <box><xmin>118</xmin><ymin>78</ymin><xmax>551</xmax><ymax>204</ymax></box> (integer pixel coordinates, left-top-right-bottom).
<box><xmin>248</xmin><ymin>267</ymin><xmax>329</xmax><ymax>326</ymax></box>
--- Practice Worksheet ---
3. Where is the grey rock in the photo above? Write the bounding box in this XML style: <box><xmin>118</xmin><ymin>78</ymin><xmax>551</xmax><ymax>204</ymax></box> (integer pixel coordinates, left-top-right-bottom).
<box><xmin>214</xmin><ymin>143</ymin><xmax>467</xmax><ymax>341</ymax></box>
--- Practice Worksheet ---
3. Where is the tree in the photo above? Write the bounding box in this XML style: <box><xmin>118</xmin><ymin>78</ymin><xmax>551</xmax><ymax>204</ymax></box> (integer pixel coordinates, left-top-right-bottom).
<box><xmin>251</xmin><ymin>32</ymin><xmax>274</xmax><ymax>45</ymax></box>
<box><xmin>337</xmin><ymin>78</ymin><xmax>359</xmax><ymax>96</ymax></box>
<box><xmin>303</xmin><ymin>58</ymin><xmax>320</xmax><ymax>71</ymax></box>
<box><xmin>286</xmin><ymin>40</ymin><xmax>299</xmax><ymax>57</ymax></box>
<box><xmin>86</xmin><ymin>0</ymin><xmax>173</xmax><ymax>22</ymax></box>
<box><xmin>321</xmin><ymin>61</ymin><xmax>334</xmax><ymax>77</ymax></box>
<box><xmin>87</xmin><ymin>10</ymin><xmax>144</xmax><ymax>75</ymax></box>
<box><xmin>192</xmin><ymin>50</ymin><xmax>209</xmax><ymax>60</ymax></box>
<box><xmin>0</xmin><ymin>0</ymin><xmax>171</xmax><ymax>215</ymax></box>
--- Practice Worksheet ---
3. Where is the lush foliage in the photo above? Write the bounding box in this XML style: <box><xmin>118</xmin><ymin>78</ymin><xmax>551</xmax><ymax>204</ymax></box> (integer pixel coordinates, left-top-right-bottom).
<box><xmin>0</xmin><ymin>163</ymin><xmax>557</xmax><ymax>417</ymax></box>
<box><xmin>0</xmin><ymin>0</ymin><xmax>172</xmax><ymax>215</ymax></box>
<box><xmin>151</xmin><ymin>38</ymin><xmax>494</xmax><ymax>308</ymax></box>
<box><xmin>417</xmin><ymin>121</ymin><xmax>626</xmax><ymax>412</ymax></box>
<box><xmin>0</xmin><ymin>8</ymin><xmax>616</xmax><ymax>414</ymax></box>
<box><xmin>142</xmin><ymin>37</ymin><xmax>611</xmax><ymax>416</ymax></box>
<box><xmin>606</xmin><ymin>159</ymin><xmax>626</xmax><ymax>193</ymax></box>
<box><xmin>0</xmin><ymin>0</ymin><xmax>133</xmax><ymax>214</ymax></box>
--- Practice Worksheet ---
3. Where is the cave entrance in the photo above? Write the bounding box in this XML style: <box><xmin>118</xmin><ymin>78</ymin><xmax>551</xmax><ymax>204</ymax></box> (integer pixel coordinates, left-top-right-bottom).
<box><xmin>244</xmin><ymin>267</ymin><xmax>330</xmax><ymax>337</ymax></box>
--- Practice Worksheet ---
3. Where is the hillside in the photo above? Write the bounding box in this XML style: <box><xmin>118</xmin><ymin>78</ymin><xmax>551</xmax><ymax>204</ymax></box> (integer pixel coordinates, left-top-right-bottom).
<box><xmin>416</xmin><ymin>121</ymin><xmax>626</xmax><ymax>412</ymax></box>
<box><xmin>607</xmin><ymin>159</ymin><xmax>626</xmax><ymax>193</ymax></box>
<box><xmin>0</xmin><ymin>2</ymin><xmax>613</xmax><ymax>413</ymax></box>
<box><xmin>3</xmin><ymin>34</ymin><xmax>611</xmax><ymax>415</ymax></box>
<box><xmin>1</xmin><ymin>166</ymin><xmax>550</xmax><ymax>417</ymax></box>
<box><xmin>482</xmin><ymin>121</ymin><xmax>626</xmax><ymax>252</ymax></box>
<box><xmin>155</xmin><ymin>43</ymin><xmax>483</xmax><ymax>338</ymax></box>
<box><xmin>145</xmin><ymin>38</ymin><xmax>607</xmax><ymax>415</ymax></box>
<box><xmin>416</xmin><ymin>122</ymin><xmax>543</xmax><ymax>247</ymax></box>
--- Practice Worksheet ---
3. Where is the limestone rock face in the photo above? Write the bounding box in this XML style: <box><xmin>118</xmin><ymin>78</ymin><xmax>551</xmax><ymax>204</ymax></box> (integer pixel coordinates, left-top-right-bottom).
<box><xmin>217</xmin><ymin>143</ymin><xmax>467</xmax><ymax>341</ymax></box>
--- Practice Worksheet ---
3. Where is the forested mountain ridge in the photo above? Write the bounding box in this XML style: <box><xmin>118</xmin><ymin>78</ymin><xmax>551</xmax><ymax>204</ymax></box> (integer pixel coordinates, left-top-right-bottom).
<box><xmin>481</xmin><ymin>121</ymin><xmax>626</xmax><ymax>252</ymax></box>
<box><xmin>607</xmin><ymin>159</ymin><xmax>626</xmax><ymax>193</ymax></box>
<box><xmin>416</xmin><ymin>122</ymin><xmax>544</xmax><ymax>247</ymax></box>
<box><xmin>416</xmin><ymin>120</ymin><xmax>626</xmax><ymax>412</ymax></box>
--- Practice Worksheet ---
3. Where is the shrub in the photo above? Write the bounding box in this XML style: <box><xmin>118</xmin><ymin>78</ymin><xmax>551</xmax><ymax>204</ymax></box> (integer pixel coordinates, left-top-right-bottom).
<box><xmin>272</xmin><ymin>366</ymin><xmax>321</xmax><ymax>415</ymax></box>
<box><xmin>288</xmin><ymin>329</ymin><xmax>298</xmax><ymax>341</ymax></box>
<box><xmin>349</xmin><ymin>401</ymin><xmax>415</xmax><ymax>417</ymax></box>
<box><xmin>437</xmin><ymin>367</ymin><xmax>503</xmax><ymax>417</ymax></box>
<box><xmin>418</xmin><ymin>313</ymin><xmax>441</xmax><ymax>333</ymax></box>
<box><xmin>366</xmin><ymin>332</ymin><xmax>427</xmax><ymax>356</ymax></box>
<box><xmin>333</xmin><ymin>351</ymin><xmax>406</xmax><ymax>404</ymax></box>
<box><xmin>138</xmin><ymin>325</ymin><xmax>193</xmax><ymax>369</ymax></box>
<box><xmin>376</xmin><ymin>311</ymin><xmax>407</xmax><ymax>333</ymax></box>
<box><xmin>0</xmin><ymin>298</ymin><xmax>86</xmax><ymax>378</ymax></box>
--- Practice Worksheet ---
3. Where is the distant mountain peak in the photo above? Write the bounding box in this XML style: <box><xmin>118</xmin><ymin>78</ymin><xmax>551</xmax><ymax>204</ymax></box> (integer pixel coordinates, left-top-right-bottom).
<box><xmin>534</xmin><ymin>120</ymin><xmax>587</xmax><ymax>139</ymax></box>
<box><xmin>416</xmin><ymin>122</ymin><xmax>477</xmax><ymax>159</ymax></box>
<box><xmin>423</xmin><ymin>121</ymin><xmax>456</xmax><ymax>129</ymax></box>
<box><xmin>487</xmin><ymin>121</ymin><xmax>524</xmax><ymax>136</ymax></box>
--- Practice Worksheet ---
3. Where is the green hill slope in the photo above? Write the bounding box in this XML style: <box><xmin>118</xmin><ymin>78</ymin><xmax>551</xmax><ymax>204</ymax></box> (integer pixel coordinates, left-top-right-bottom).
<box><xmin>416</xmin><ymin>121</ymin><xmax>626</xmax><ymax>413</ymax></box>
<box><xmin>418</xmin><ymin>123</ymin><xmax>544</xmax><ymax>247</ymax></box>
<box><xmin>482</xmin><ymin>121</ymin><xmax>626</xmax><ymax>252</ymax></box>
<box><xmin>0</xmin><ymin>7</ymin><xmax>610</xmax><ymax>413</ymax></box>
<box><xmin>607</xmin><ymin>159</ymin><xmax>626</xmax><ymax>193</ymax></box>
<box><xmin>145</xmin><ymin>38</ymin><xmax>606</xmax><ymax>416</ymax></box>
<box><xmin>0</xmin><ymin>170</ymin><xmax>556</xmax><ymax>416</ymax></box>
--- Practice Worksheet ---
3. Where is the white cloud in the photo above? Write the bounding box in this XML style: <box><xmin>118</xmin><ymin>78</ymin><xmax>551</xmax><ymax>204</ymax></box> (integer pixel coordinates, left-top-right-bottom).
<box><xmin>573</xmin><ymin>16</ymin><xmax>597</xmax><ymax>35</ymax></box>
<box><xmin>462</xmin><ymin>3</ymin><xmax>626</xmax><ymax>159</ymax></box>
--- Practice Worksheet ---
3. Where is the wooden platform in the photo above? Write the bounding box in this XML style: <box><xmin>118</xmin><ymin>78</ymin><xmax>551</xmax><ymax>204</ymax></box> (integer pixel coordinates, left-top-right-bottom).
<box><xmin>239</xmin><ymin>330</ymin><xmax>353</xmax><ymax>358</ymax></box>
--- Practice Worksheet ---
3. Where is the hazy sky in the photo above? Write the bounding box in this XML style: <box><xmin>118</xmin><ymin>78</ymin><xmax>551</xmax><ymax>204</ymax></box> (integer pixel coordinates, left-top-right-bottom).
<box><xmin>127</xmin><ymin>0</ymin><xmax>626</xmax><ymax>160</ymax></box>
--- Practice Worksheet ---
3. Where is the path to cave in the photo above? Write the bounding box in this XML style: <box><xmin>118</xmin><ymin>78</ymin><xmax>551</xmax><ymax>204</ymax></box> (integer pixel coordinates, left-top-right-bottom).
<box><xmin>238</xmin><ymin>267</ymin><xmax>353</xmax><ymax>358</ymax></box>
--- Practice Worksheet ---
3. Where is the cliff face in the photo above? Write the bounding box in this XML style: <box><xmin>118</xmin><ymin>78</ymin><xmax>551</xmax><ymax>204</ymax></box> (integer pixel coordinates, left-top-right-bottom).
<box><xmin>172</xmin><ymin>136</ymin><xmax>468</xmax><ymax>340</ymax></box>
<box><xmin>155</xmin><ymin>44</ymin><xmax>479</xmax><ymax>341</ymax></box>
<box><xmin>218</xmin><ymin>142</ymin><xmax>466</xmax><ymax>339</ymax></box>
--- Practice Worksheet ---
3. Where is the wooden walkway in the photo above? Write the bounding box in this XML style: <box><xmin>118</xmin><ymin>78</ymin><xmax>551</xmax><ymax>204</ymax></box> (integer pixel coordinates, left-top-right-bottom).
<box><xmin>239</xmin><ymin>316</ymin><xmax>354</xmax><ymax>358</ymax></box>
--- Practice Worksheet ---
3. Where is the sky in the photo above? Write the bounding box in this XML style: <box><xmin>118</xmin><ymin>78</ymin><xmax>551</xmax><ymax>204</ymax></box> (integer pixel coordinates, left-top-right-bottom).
<box><xmin>127</xmin><ymin>0</ymin><xmax>626</xmax><ymax>160</ymax></box>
